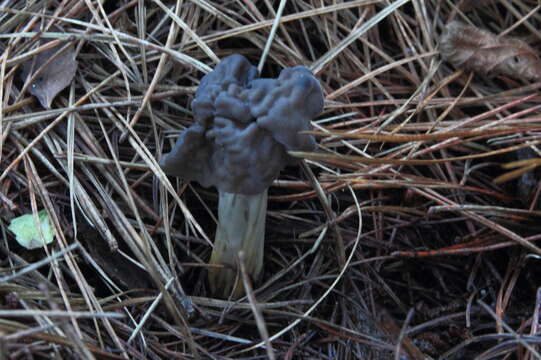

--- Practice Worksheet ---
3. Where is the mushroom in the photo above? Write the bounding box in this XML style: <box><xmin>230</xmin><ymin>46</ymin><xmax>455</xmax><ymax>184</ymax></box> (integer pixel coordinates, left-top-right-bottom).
<box><xmin>160</xmin><ymin>54</ymin><xmax>324</xmax><ymax>297</ymax></box>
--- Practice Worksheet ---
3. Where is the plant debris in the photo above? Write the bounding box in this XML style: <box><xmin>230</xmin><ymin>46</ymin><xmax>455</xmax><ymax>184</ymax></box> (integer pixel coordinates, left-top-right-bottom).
<box><xmin>79</xmin><ymin>222</ymin><xmax>152</xmax><ymax>290</ymax></box>
<box><xmin>440</xmin><ymin>21</ymin><xmax>541</xmax><ymax>81</ymax></box>
<box><xmin>20</xmin><ymin>30</ymin><xmax>78</xmax><ymax>109</ymax></box>
<box><xmin>8</xmin><ymin>209</ymin><xmax>55</xmax><ymax>249</ymax></box>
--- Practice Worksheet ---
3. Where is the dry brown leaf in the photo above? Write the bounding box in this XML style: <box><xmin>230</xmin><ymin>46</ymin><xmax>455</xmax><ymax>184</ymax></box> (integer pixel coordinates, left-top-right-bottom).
<box><xmin>21</xmin><ymin>30</ymin><xmax>78</xmax><ymax>108</ymax></box>
<box><xmin>440</xmin><ymin>21</ymin><xmax>541</xmax><ymax>81</ymax></box>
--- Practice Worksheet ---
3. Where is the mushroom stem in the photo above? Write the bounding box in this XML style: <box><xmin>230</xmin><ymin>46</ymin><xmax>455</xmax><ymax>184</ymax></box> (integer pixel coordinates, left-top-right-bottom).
<box><xmin>208</xmin><ymin>190</ymin><xmax>268</xmax><ymax>297</ymax></box>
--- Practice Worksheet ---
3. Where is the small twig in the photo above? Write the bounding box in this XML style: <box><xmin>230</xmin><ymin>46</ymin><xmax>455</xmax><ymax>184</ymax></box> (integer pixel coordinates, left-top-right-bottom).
<box><xmin>0</xmin><ymin>243</ymin><xmax>79</xmax><ymax>283</ymax></box>
<box><xmin>238</xmin><ymin>251</ymin><xmax>276</xmax><ymax>360</ymax></box>
<box><xmin>127</xmin><ymin>277</ymin><xmax>174</xmax><ymax>344</ymax></box>
<box><xmin>0</xmin><ymin>310</ymin><xmax>124</xmax><ymax>319</ymax></box>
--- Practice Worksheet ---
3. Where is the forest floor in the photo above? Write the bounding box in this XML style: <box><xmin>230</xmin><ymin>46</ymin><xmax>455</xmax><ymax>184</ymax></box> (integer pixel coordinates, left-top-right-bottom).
<box><xmin>1</xmin><ymin>0</ymin><xmax>541</xmax><ymax>359</ymax></box>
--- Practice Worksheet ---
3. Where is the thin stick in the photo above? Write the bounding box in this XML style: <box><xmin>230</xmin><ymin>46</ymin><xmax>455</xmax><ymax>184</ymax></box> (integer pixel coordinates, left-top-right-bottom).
<box><xmin>0</xmin><ymin>243</ymin><xmax>79</xmax><ymax>283</ymax></box>
<box><xmin>258</xmin><ymin>0</ymin><xmax>287</xmax><ymax>73</ymax></box>
<box><xmin>239</xmin><ymin>251</ymin><xmax>276</xmax><ymax>360</ymax></box>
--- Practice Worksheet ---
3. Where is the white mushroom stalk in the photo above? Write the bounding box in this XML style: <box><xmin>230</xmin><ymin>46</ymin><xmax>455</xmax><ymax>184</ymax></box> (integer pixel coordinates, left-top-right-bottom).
<box><xmin>209</xmin><ymin>191</ymin><xmax>267</xmax><ymax>296</ymax></box>
<box><xmin>160</xmin><ymin>54</ymin><xmax>324</xmax><ymax>297</ymax></box>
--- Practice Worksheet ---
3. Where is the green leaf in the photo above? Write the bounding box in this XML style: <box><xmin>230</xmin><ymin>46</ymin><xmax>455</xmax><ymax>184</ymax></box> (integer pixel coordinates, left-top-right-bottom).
<box><xmin>8</xmin><ymin>210</ymin><xmax>55</xmax><ymax>249</ymax></box>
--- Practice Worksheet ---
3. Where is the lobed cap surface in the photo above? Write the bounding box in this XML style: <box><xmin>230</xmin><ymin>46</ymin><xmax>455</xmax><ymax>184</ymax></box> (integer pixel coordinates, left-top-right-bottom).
<box><xmin>160</xmin><ymin>54</ymin><xmax>324</xmax><ymax>195</ymax></box>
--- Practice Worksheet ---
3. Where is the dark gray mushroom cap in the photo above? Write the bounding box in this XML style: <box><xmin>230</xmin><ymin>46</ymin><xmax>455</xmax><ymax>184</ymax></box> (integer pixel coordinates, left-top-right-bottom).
<box><xmin>160</xmin><ymin>54</ymin><xmax>324</xmax><ymax>195</ymax></box>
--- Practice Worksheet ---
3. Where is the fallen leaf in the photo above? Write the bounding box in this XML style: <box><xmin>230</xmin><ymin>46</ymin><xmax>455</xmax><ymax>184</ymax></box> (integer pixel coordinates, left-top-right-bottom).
<box><xmin>440</xmin><ymin>21</ymin><xmax>541</xmax><ymax>81</ymax></box>
<box><xmin>8</xmin><ymin>209</ymin><xmax>55</xmax><ymax>249</ymax></box>
<box><xmin>21</xmin><ymin>30</ymin><xmax>78</xmax><ymax>108</ymax></box>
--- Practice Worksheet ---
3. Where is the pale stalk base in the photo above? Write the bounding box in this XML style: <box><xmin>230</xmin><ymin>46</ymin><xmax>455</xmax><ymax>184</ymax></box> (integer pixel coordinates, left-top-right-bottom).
<box><xmin>208</xmin><ymin>190</ymin><xmax>268</xmax><ymax>297</ymax></box>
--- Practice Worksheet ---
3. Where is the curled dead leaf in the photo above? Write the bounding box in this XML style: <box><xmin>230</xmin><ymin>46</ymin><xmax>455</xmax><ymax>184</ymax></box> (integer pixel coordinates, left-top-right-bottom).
<box><xmin>440</xmin><ymin>21</ymin><xmax>541</xmax><ymax>81</ymax></box>
<box><xmin>21</xmin><ymin>29</ymin><xmax>78</xmax><ymax>108</ymax></box>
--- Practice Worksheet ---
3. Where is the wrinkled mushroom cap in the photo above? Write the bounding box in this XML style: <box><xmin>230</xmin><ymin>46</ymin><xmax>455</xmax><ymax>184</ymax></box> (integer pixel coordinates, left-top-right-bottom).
<box><xmin>160</xmin><ymin>54</ymin><xmax>324</xmax><ymax>195</ymax></box>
